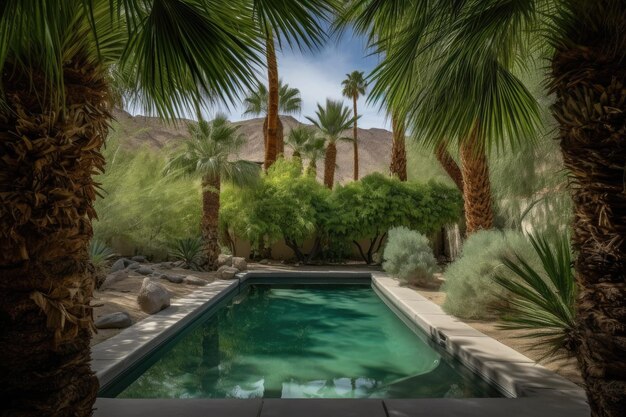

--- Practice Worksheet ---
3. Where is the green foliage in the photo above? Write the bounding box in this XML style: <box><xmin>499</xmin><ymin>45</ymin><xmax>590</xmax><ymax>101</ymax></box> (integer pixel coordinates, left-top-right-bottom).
<box><xmin>442</xmin><ymin>230</ymin><xmax>541</xmax><ymax>320</ymax></box>
<box><xmin>306</xmin><ymin>99</ymin><xmax>355</xmax><ymax>145</ymax></box>
<box><xmin>341</xmin><ymin>70</ymin><xmax>367</xmax><ymax>100</ymax></box>
<box><xmin>89</xmin><ymin>239</ymin><xmax>116</xmax><ymax>269</ymax></box>
<box><xmin>243</xmin><ymin>80</ymin><xmax>302</xmax><ymax>116</ymax></box>
<box><xmin>220</xmin><ymin>159</ymin><xmax>331</xmax><ymax>261</ymax></box>
<box><xmin>328</xmin><ymin>173</ymin><xmax>463</xmax><ymax>263</ymax></box>
<box><xmin>169</xmin><ymin>237</ymin><xmax>204</xmax><ymax>271</ymax></box>
<box><xmin>93</xmin><ymin>134</ymin><xmax>201</xmax><ymax>258</ymax></box>
<box><xmin>493</xmin><ymin>233</ymin><xmax>576</xmax><ymax>360</ymax></box>
<box><xmin>383</xmin><ymin>227</ymin><xmax>437</xmax><ymax>286</ymax></box>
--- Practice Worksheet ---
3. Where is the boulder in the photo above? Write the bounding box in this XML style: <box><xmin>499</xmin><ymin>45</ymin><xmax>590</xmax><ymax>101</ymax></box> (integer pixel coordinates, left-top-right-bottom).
<box><xmin>100</xmin><ymin>270</ymin><xmax>129</xmax><ymax>289</ymax></box>
<box><xmin>131</xmin><ymin>255</ymin><xmax>147</xmax><ymax>263</ymax></box>
<box><xmin>127</xmin><ymin>262</ymin><xmax>141</xmax><ymax>270</ymax></box>
<box><xmin>232</xmin><ymin>257</ymin><xmax>247</xmax><ymax>271</ymax></box>
<box><xmin>217</xmin><ymin>254</ymin><xmax>233</xmax><ymax>267</ymax></box>
<box><xmin>163</xmin><ymin>274</ymin><xmax>184</xmax><ymax>284</ymax></box>
<box><xmin>110</xmin><ymin>258</ymin><xmax>128</xmax><ymax>273</ymax></box>
<box><xmin>137</xmin><ymin>278</ymin><xmax>170</xmax><ymax>314</ymax></box>
<box><xmin>95</xmin><ymin>312</ymin><xmax>132</xmax><ymax>329</ymax></box>
<box><xmin>136</xmin><ymin>266</ymin><xmax>154</xmax><ymax>276</ymax></box>
<box><xmin>184</xmin><ymin>275</ymin><xmax>208</xmax><ymax>286</ymax></box>
<box><xmin>218</xmin><ymin>266</ymin><xmax>239</xmax><ymax>280</ymax></box>
<box><xmin>159</xmin><ymin>262</ymin><xmax>174</xmax><ymax>270</ymax></box>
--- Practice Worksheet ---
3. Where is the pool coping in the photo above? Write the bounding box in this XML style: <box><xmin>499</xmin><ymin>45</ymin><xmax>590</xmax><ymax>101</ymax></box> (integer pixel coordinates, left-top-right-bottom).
<box><xmin>91</xmin><ymin>269</ymin><xmax>589</xmax><ymax>417</ymax></box>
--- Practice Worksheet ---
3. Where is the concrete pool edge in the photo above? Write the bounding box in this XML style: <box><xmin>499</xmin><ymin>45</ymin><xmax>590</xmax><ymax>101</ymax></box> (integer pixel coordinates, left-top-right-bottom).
<box><xmin>91</xmin><ymin>269</ymin><xmax>590</xmax><ymax>417</ymax></box>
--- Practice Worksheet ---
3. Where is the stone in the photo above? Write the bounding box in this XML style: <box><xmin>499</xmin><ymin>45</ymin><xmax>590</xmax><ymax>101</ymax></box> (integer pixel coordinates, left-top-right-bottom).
<box><xmin>163</xmin><ymin>274</ymin><xmax>184</xmax><ymax>284</ymax></box>
<box><xmin>94</xmin><ymin>312</ymin><xmax>132</xmax><ymax>329</ymax></box>
<box><xmin>232</xmin><ymin>257</ymin><xmax>247</xmax><ymax>271</ymax></box>
<box><xmin>184</xmin><ymin>275</ymin><xmax>208</xmax><ymax>286</ymax></box>
<box><xmin>218</xmin><ymin>266</ymin><xmax>239</xmax><ymax>280</ymax></box>
<box><xmin>100</xmin><ymin>270</ymin><xmax>129</xmax><ymax>289</ymax></box>
<box><xmin>159</xmin><ymin>262</ymin><xmax>174</xmax><ymax>270</ymax></box>
<box><xmin>137</xmin><ymin>266</ymin><xmax>154</xmax><ymax>275</ymax></box>
<box><xmin>259</xmin><ymin>259</ymin><xmax>269</xmax><ymax>265</ymax></box>
<box><xmin>217</xmin><ymin>254</ymin><xmax>233</xmax><ymax>267</ymax></box>
<box><xmin>127</xmin><ymin>262</ymin><xmax>140</xmax><ymax>270</ymax></box>
<box><xmin>131</xmin><ymin>255</ymin><xmax>147</xmax><ymax>263</ymax></box>
<box><xmin>137</xmin><ymin>278</ymin><xmax>170</xmax><ymax>314</ymax></box>
<box><xmin>110</xmin><ymin>258</ymin><xmax>128</xmax><ymax>273</ymax></box>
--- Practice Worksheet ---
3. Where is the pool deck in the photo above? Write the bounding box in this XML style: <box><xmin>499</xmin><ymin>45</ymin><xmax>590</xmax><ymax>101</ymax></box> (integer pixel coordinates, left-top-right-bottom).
<box><xmin>91</xmin><ymin>269</ymin><xmax>589</xmax><ymax>417</ymax></box>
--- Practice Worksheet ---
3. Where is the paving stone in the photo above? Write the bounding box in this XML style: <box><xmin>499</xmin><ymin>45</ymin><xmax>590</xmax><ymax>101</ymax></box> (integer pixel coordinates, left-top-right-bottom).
<box><xmin>260</xmin><ymin>399</ymin><xmax>387</xmax><ymax>417</ymax></box>
<box><xmin>94</xmin><ymin>398</ymin><xmax>262</xmax><ymax>417</ymax></box>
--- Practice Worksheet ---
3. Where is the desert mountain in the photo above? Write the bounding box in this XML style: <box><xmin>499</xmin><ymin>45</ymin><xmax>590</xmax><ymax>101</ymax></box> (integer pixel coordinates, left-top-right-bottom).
<box><xmin>110</xmin><ymin>109</ymin><xmax>393</xmax><ymax>184</ymax></box>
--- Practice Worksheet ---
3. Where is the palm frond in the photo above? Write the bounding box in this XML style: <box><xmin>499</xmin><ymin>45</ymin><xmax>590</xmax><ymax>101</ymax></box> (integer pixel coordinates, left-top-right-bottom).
<box><xmin>305</xmin><ymin>99</ymin><xmax>356</xmax><ymax>144</ymax></box>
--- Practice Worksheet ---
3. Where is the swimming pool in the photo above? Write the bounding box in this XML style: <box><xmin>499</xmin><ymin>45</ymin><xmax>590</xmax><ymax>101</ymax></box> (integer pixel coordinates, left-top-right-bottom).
<box><xmin>100</xmin><ymin>282</ymin><xmax>501</xmax><ymax>399</ymax></box>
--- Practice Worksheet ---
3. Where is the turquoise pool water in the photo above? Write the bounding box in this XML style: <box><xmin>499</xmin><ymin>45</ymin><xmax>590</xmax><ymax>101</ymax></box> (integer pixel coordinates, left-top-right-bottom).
<box><xmin>112</xmin><ymin>285</ymin><xmax>501</xmax><ymax>399</ymax></box>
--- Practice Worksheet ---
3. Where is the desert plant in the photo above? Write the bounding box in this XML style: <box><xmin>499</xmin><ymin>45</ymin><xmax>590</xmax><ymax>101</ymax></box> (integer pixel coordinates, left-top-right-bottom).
<box><xmin>442</xmin><ymin>230</ymin><xmax>540</xmax><ymax>319</ymax></box>
<box><xmin>89</xmin><ymin>240</ymin><xmax>116</xmax><ymax>269</ymax></box>
<box><xmin>493</xmin><ymin>233</ymin><xmax>576</xmax><ymax>360</ymax></box>
<box><xmin>169</xmin><ymin>237</ymin><xmax>204</xmax><ymax>271</ymax></box>
<box><xmin>383</xmin><ymin>227</ymin><xmax>437</xmax><ymax>286</ymax></box>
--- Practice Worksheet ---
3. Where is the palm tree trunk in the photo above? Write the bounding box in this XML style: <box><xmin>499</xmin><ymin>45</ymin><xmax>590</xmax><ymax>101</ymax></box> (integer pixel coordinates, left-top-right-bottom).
<box><xmin>0</xmin><ymin>59</ymin><xmax>108</xmax><ymax>416</ymax></box>
<box><xmin>390</xmin><ymin>113</ymin><xmax>407</xmax><ymax>181</ymax></box>
<box><xmin>324</xmin><ymin>142</ymin><xmax>337</xmax><ymax>188</ymax></box>
<box><xmin>435</xmin><ymin>142</ymin><xmax>464</xmax><ymax>192</ymax></box>
<box><xmin>201</xmin><ymin>175</ymin><xmax>221</xmax><ymax>270</ymax></box>
<box><xmin>552</xmin><ymin>3</ymin><xmax>626</xmax><ymax>415</ymax></box>
<box><xmin>265</xmin><ymin>34</ymin><xmax>279</xmax><ymax>171</ymax></box>
<box><xmin>352</xmin><ymin>95</ymin><xmax>359</xmax><ymax>181</ymax></box>
<box><xmin>277</xmin><ymin>117</ymin><xmax>284</xmax><ymax>158</ymax></box>
<box><xmin>460</xmin><ymin>128</ymin><xmax>493</xmax><ymax>234</ymax></box>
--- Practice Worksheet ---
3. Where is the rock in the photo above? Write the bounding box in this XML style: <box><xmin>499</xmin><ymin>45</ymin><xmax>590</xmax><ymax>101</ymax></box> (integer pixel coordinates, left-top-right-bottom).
<box><xmin>131</xmin><ymin>255</ymin><xmax>147</xmax><ymax>263</ymax></box>
<box><xmin>137</xmin><ymin>266</ymin><xmax>154</xmax><ymax>275</ymax></box>
<box><xmin>218</xmin><ymin>266</ymin><xmax>239</xmax><ymax>280</ymax></box>
<box><xmin>163</xmin><ymin>274</ymin><xmax>184</xmax><ymax>284</ymax></box>
<box><xmin>232</xmin><ymin>257</ymin><xmax>247</xmax><ymax>271</ymax></box>
<box><xmin>110</xmin><ymin>258</ymin><xmax>128</xmax><ymax>273</ymax></box>
<box><xmin>101</xmin><ymin>270</ymin><xmax>129</xmax><ymax>289</ymax></box>
<box><xmin>137</xmin><ymin>278</ymin><xmax>170</xmax><ymax>314</ymax></box>
<box><xmin>127</xmin><ymin>262</ymin><xmax>140</xmax><ymax>270</ymax></box>
<box><xmin>159</xmin><ymin>262</ymin><xmax>174</xmax><ymax>270</ymax></box>
<box><xmin>217</xmin><ymin>254</ymin><xmax>233</xmax><ymax>267</ymax></box>
<box><xmin>95</xmin><ymin>312</ymin><xmax>132</xmax><ymax>329</ymax></box>
<box><xmin>184</xmin><ymin>275</ymin><xmax>208</xmax><ymax>286</ymax></box>
<box><xmin>259</xmin><ymin>259</ymin><xmax>269</xmax><ymax>265</ymax></box>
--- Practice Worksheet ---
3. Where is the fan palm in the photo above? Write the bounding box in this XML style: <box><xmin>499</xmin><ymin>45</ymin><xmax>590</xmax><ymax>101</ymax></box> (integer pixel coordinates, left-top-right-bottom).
<box><xmin>341</xmin><ymin>70</ymin><xmax>367</xmax><ymax>180</ymax></box>
<box><xmin>343</xmin><ymin>0</ymin><xmax>626</xmax><ymax>415</ymax></box>
<box><xmin>306</xmin><ymin>99</ymin><xmax>356</xmax><ymax>188</ymax></box>
<box><xmin>243</xmin><ymin>80</ymin><xmax>302</xmax><ymax>163</ymax></box>
<box><xmin>286</xmin><ymin>125</ymin><xmax>317</xmax><ymax>163</ymax></box>
<box><xmin>0</xmin><ymin>1</ymin><xmax>333</xmax><ymax>415</ymax></box>
<box><xmin>303</xmin><ymin>136</ymin><xmax>327</xmax><ymax>177</ymax></box>
<box><xmin>164</xmin><ymin>116</ymin><xmax>260</xmax><ymax>269</ymax></box>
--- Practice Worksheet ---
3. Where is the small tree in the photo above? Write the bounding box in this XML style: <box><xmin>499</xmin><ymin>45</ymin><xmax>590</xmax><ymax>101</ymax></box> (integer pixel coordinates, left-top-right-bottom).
<box><xmin>164</xmin><ymin>115</ymin><xmax>260</xmax><ymax>269</ymax></box>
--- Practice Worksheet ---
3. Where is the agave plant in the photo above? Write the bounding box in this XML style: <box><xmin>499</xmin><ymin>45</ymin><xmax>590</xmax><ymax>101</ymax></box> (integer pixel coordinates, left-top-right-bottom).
<box><xmin>493</xmin><ymin>233</ymin><xmax>576</xmax><ymax>361</ymax></box>
<box><xmin>88</xmin><ymin>240</ymin><xmax>116</xmax><ymax>269</ymax></box>
<box><xmin>169</xmin><ymin>237</ymin><xmax>204</xmax><ymax>271</ymax></box>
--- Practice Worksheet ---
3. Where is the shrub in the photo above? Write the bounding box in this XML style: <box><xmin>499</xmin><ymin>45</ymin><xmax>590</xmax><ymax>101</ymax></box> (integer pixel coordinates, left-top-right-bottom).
<box><xmin>442</xmin><ymin>229</ymin><xmax>541</xmax><ymax>319</ymax></box>
<box><xmin>169</xmin><ymin>237</ymin><xmax>204</xmax><ymax>270</ymax></box>
<box><xmin>383</xmin><ymin>227</ymin><xmax>437</xmax><ymax>286</ymax></box>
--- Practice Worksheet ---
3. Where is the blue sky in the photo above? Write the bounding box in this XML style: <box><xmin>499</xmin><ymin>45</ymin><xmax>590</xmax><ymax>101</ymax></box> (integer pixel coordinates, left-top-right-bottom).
<box><xmin>222</xmin><ymin>29</ymin><xmax>389</xmax><ymax>130</ymax></box>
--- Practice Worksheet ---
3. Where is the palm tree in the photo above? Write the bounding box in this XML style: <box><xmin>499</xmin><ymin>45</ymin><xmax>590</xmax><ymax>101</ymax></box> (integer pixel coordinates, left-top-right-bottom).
<box><xmin>303</xmin><ymin>137</ymin><xmax>327</xmax><ymax>177</ymax></box>
<box><xmin>345</xmin><ymin>1</ymin><xmax>626</xmax><ymax>415</ymax></box>
<box><xmin>243</xmin><ymin>80</ymin><xmax>302</xmax><ymax>164</ymax></box>
<box><xmin>341</xmin><ymin>71</ymin><xmax>367</xmax><ymax>180</ymax></box>
<box><xmin>435</xmin><ymin>142</ymin><xmax>464</xmax><ymax>193</ymax></box>
<box><xmin>164</xmin><ymin>116</ymin><xmax>260</xmax><ymax>269</ymax></box>
<box><xmin>285</xmin><ymin>125</ymin><xmax>317</xmax><ymax>171</ymax></box>
<box><xmin>0</xmin><ymin>1</ymin><xmax>334</xmax><ymax>415</ymax></box>
<box><xmin>390</xmin><ymin>110</ymin><xmax>407</xmax><ymax>181</ymax></box>
<box><xmin>306</xmin><ymin>99</ymin><xmax>356</xmax><ymax>188</ymax></box>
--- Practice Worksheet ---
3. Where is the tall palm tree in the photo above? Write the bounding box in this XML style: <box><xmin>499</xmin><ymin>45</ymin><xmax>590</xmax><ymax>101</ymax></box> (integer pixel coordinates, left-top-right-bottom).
<box><xmin>390</xmin><ymin>110</ymin><xmax>407</xmax><ymax>181</ymax></box>
<box><xmin>0</xmin><ymin>1</ymin><xmax>334</xmax><ymax>415</ymax></box>
<box><xmin>341</xmin><ymin>71</ymin><xmax>367</xmax><ymax>180</ymax></box>
<box><xmin>306</xmin><ymin>99</ymin><xmax>356</xmax><ymax>188</ymax></box>
<box><xmin>344</xmin><ymin>1</ymin><xmax>626</xmax><ymax>415</ymax></box>
<box><xmin>164</xmin><ymin>116</ymin><xmax>260</xmax><ymax>269</ymax></box>
<box><xmin>243</xmin><ymin>80</ymin><xmax>302</xmax><ymax>163</ymax></box>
